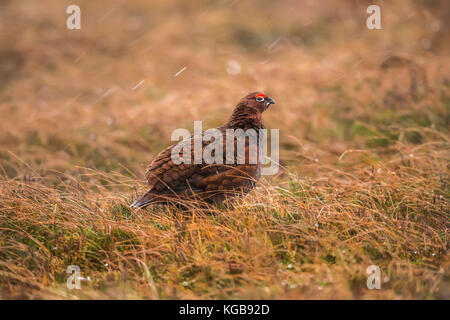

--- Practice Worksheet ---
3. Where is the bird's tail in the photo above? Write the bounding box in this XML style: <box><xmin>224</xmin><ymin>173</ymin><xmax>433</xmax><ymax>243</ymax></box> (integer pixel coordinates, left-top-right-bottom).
<box><xmin>130</xmin><ymin>192</ymin><xmax>157</xmax><ymax>209</ymax></box>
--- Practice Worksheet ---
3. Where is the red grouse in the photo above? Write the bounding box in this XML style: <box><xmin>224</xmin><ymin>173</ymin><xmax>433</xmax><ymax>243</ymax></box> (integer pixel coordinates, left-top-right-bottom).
<box><xmin>131</xmin><ymin>92</ymin><xmax>275</xmax><ymax>208</ymax></box>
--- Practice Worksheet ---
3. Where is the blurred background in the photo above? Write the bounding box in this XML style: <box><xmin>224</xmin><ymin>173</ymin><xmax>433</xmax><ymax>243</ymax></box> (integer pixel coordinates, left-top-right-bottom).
<box><xmin>0</xmin><ymin>0</ymin><xmax>448</xmax><ymax>178</ymax></box>
<box><xmin>0</xmin><ymin>0</ymin><xmax>448</xmax><ymax>299</ymax></box>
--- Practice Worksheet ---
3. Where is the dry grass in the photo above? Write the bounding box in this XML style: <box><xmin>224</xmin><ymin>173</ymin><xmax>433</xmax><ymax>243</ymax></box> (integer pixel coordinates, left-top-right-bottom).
<box><xmin>0</xmin><ymin>0</ymin><xmax>448</xmax><ymax>299</ymax></box>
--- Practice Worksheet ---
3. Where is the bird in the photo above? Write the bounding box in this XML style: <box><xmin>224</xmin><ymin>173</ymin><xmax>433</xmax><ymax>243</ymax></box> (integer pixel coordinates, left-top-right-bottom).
<box><xmin>131</xmin><ymin>92</ymin><xmax>275</xmax><ymax>208</ymax></box>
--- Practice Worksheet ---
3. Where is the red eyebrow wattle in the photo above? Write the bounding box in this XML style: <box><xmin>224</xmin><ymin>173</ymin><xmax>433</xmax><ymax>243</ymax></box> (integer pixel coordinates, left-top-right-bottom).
<box><xmin>255</xmin><ymin>93</ymin><xmax>266</xmax><ymax>99</ymax></box>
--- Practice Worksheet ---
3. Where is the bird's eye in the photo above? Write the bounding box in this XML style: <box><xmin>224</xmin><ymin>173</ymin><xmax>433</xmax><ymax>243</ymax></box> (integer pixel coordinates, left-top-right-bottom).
<box><xmin>254</xmin><ymin>93</ymin><xmax>266</xmax><ymax>102</ymax></box>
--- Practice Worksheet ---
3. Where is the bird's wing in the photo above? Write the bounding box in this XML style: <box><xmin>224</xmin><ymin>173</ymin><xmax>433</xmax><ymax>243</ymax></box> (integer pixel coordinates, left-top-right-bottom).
<box><xmin>144</xmin><ymin>138</ymin><xmax>198</xmax><ymax>192</ymax></box>
<box><xmin>143</xmin><ymin>131</ymin><xmax>261</xmax><ymax>198</ymax></box>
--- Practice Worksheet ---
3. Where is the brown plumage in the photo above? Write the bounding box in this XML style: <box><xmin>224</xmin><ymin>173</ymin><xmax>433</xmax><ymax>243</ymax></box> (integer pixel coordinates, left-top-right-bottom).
<box><xmin>131</xmin><ymin>92</ymin><xmax>275</xmax><ymax>208</ymax></box>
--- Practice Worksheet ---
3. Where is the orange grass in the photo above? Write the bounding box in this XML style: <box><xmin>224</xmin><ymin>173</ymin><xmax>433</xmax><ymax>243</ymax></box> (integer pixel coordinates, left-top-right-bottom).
<box><xmin>0</xmin><ymin>0</ymin><xmax>448</xmax><ymax>299</ymax></box>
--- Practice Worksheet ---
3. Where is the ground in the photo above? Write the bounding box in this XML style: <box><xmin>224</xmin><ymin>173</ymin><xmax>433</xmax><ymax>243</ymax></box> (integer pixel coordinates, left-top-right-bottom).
<box><xmin>0</xmin><ymin>0</ymin><xmax>448</xmax><ymax>299</ymax></box>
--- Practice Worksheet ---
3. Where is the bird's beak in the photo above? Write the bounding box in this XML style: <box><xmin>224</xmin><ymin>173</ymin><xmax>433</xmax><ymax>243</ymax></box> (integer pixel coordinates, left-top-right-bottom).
<box><xmin>266</xmin><ymin>97</ymin><xmax>275</xmax><ymax>108</ymax></box>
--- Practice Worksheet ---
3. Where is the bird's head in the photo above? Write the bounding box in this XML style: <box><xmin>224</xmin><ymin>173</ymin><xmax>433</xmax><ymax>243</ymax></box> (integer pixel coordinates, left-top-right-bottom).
<box><xmin>240</xmin><ymin>92</ymin><xmax>276</xmax><ymax>113</ymax></box>
<box><xmin>226</xmin><ymin>92</ymin><xmax>276</xmax><ymax>128</ymax></box>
